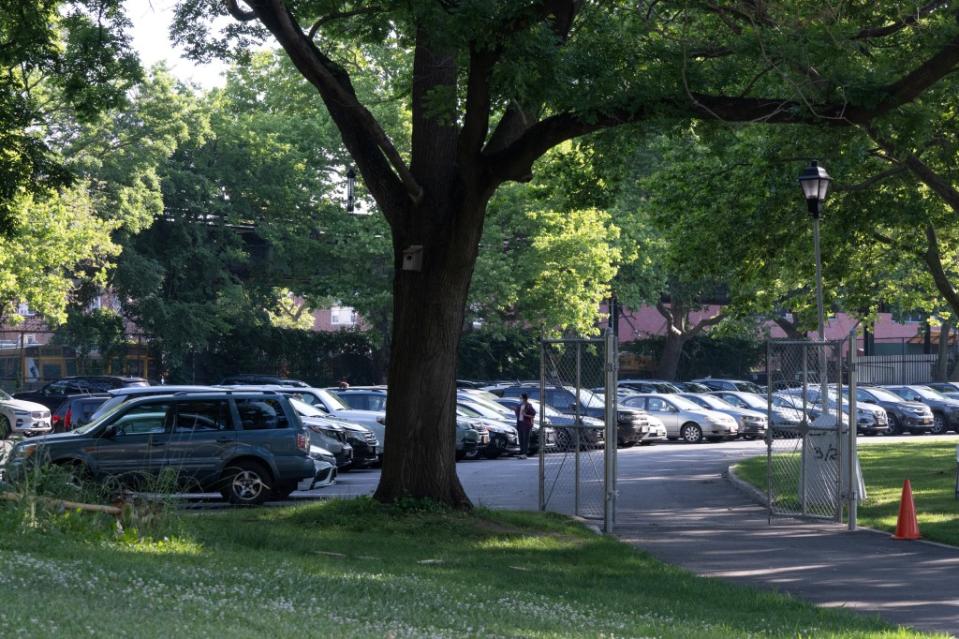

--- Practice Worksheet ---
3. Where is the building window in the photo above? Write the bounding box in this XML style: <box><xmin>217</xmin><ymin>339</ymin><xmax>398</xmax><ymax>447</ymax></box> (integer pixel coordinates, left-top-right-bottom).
<box><xmin>330</xmin><ymin>306</ymin><xmax>356</xmax><ymax>327</ymax></box>
<box><xmin>16</xmin><ymin>303</ymin><xmax>34</xmax><ymax>317</ymax></box>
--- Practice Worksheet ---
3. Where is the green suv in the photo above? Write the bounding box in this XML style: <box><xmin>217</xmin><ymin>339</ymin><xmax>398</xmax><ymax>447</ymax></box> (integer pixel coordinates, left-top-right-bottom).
<box><xmin>3</xmin><ymin>391</ymin><xmax>316</xmax><ymax>505</ymax></box>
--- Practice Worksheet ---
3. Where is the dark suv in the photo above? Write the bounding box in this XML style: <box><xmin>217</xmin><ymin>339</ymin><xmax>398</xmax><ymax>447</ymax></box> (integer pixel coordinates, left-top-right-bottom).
<box><xmin>14</xmin><ymin>376</ymin><xmax>148</xmax><ymax>411</ymax></box>
<box><xmin>3</xmin><ymin>391</ymin><xmax>316</xmax><ymax>505</ymax></box>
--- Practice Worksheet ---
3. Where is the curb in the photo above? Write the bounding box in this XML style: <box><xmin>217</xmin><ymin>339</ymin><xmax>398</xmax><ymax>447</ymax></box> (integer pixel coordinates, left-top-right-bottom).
<box><xmin>725</xmin><ymin>463</ymin><xmax>959</xmax><ymax>552</ymax></box>
<box><xmin>725</xmin><ymin>464</ymin><xmax>769</xmax><ymax>507</ymax></box>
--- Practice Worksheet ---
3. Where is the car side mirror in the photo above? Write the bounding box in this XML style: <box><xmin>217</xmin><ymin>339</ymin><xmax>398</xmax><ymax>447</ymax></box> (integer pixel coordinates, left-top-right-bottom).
<box><xmin>102</xmin><ymin>424</ymin><xmax>120</xmax><ymax>438</ymax></box>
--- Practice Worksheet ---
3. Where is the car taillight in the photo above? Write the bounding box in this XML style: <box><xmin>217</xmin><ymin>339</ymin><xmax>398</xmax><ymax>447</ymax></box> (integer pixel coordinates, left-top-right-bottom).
<box><xmin>64</xmin><ymin>408</ymin><xmax>72</xmax><ymax>430</ymax></box>
<box><xmin>296</xmin><ymin>431</ymin><xmax>309</xmax><ymax>453</ymax></box>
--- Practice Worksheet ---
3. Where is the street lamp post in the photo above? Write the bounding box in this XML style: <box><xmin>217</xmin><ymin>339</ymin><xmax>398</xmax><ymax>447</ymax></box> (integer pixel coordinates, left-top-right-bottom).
<box><xmin>798</xmin><ymin>160</ymin><xmax>832</xmax><ymax>411</ymax></box>
<box><xmin>346</xmin><ymin>167</ymin><xmax>356</xmax><ymax>213</ymax></box>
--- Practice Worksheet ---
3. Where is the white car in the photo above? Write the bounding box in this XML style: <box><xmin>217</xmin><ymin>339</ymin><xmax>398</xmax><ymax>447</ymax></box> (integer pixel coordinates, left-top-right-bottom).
<box><xmin>0</xmin><ymin>389</ymin><xmax>51</xmax><ymax>438</ymax></box>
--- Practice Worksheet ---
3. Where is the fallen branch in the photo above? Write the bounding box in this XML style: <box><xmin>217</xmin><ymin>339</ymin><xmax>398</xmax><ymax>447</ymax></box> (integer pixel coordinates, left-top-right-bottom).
<box><xmin>0</xmin><ymin>491</ymin><xmax>122</xmax><ymax>516</ymax></box>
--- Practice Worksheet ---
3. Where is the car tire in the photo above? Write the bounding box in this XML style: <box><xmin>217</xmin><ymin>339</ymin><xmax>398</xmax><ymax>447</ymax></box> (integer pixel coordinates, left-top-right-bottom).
<box><xmin>680</xmin><ymin>423</ymin><xmax>703</xmax><ymax>444</ymax></box>
<box><xmin>455</xmin><ymin>450</ymin><xmax>466</xmax><ymax>461</ymax></box>
<box><xmin>220</xmin><ymin>460</ymin><xmax>272</xmax><ymax>506</ymax></box>
<box><xmin>885</xmin><ymin>415</ymin><xmax>902</xmax><ymax>436</ymax></box>
<box><xmin>619</xmin><ymin>440</ymin><xmax>636</xmax><ymax>449</ymax></box>
<box><xmin>555</xmin><ymin>429</ymin><xmax>573</xmax><ymax>451</ymax></box>
<box><xmin>0</xmin><ymin>415</ymin><xmax>9</xmax><ymax>439</ymax></box>
<box><xmin>931</xmin><ymin>413</ymin><xmax>948</xmax><ymax>435</ymax></box>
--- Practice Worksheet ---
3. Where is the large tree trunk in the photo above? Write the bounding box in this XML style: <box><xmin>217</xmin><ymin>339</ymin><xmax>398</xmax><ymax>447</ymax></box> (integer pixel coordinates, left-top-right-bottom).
<box><xmin>372</xmin><ymin>197</ymin><xmax>487</xmax><ymax>507</ymax></box>
<box><xmin>937</xmin><ymin>318</ymin><xmax>953</xmax><ymax>381</ymax></box>
<box><xmin>656</xmin><ymin>332</ymin><xmax>686</xmax><ymax>380</ymax></box>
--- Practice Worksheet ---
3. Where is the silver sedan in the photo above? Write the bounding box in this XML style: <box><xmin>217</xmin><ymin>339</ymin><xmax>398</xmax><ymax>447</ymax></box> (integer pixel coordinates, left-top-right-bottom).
<box><xmin>620</xmin><ymin>393</ymin><xmax>739</xmax><ymax>443</ymax></box>
<box><xmin>678</xmin><ymin>393</ymin><xmax>767</xmax><ymax>439</ymax></box>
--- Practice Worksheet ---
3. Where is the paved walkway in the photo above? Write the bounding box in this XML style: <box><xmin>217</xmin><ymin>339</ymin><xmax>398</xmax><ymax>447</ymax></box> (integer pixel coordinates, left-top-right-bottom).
<box><xmin>609</xmin><ymin>442</ymin><xmax>959</xmax><ymax>637</ymax></box>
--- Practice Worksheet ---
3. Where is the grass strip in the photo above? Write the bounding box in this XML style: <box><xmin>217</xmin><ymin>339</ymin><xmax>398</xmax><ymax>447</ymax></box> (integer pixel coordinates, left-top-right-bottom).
<box><xmin>735</xmin><ymin>440</ymin><xmax>959</xmax><ymax>546</ymax></box>
<box><xmin>0</xmin><ymin>497</ymin><xmax>941</xmax><ymax>638</ymax></box>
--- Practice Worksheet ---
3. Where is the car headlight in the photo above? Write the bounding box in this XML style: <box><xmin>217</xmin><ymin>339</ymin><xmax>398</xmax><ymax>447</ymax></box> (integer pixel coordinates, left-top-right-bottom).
<box><xmin>13</xmin><ymin>443</ymin><xmax>37</xmax><ymax>460</ymax></box>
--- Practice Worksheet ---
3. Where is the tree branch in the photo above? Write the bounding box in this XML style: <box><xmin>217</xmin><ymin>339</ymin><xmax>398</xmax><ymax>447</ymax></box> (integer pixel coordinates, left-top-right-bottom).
<box><xmin>246</xmin><ymin>0</ymin><xmax>421</xmax><ymax>216</ymax></box>
<box><xmin>833</xmin><ymin>166</ymin><xmax>908</xmax><ymax>192</ymax></box>
<box><xmin>225</xmin><ymin>0</ymin><xmax>257</xmax><ymax>21</ymax></box>
<box><xmin>458</xmin><ymin>45</ymin><xmax>495</xmax><ymax>161</ymax></box>
<box><xmin>854</xmin><ymin>0</ymin><xmax>949</xmax><ymax>40</ymax></box>
<box><xmin>922</xmin><ymin>223</ymin><xmax>959</xmax><ymax>315</ymax></box>
<box><xmin>307</xmin><ymin>6</ymin><xmax>384</xmax><ymax>40</ymax></box>
<box><xmin>689</xmin><ymin>310</ymin><xmax>724</xmax><ymax>337</ymax></box>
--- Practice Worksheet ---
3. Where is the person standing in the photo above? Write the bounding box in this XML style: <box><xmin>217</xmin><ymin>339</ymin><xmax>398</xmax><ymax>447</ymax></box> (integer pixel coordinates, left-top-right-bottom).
<box><xmin>514</xmin><ymin>393</ymin><xmax>536</xmax><ymax>459</ymax></box>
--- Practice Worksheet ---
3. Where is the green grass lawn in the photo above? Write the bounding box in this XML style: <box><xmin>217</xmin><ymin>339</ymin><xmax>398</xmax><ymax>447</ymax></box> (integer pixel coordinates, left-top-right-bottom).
<box><xmin>0</xmin><ymin>497</ymin><xmax>941</xmax><ymax>638</ymax></box>
<box><xmin>735</xmin><ymin>441</ymin><xmax>959</xmax><ymax>546</ymax></box>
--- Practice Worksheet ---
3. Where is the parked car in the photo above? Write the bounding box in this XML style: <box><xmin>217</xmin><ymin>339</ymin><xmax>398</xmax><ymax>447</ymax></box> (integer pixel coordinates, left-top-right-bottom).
<box><xmin>885</xmin><ymin>385</ymin><xmax>959</xmax><ymax>434</ymax></box>
<box><xmin>618</xmin><ymin>379</ymin><xmax>681</xmax><ymax>393</ymax></box>
<box><xmin>675</xmin><ymin>381</ymin><xmax>712</xmax><ymax>393</ymax></box>
<box><xmin>51</xmin><ymin>394</ymin><xmax>109</xmax><ymax>432</ymax></box>
<box><xmin>456</xmin><ymin>405</ymin><xmax>519</xmax><ymax>458</ymax></box>
<box><xmin>287</xmin><ymin>398</ymin><xmax>379</xmax><ymax>467</ymax></box>
<box><xmin>678</xmin><ymin>392</ymin><xmax>767</xmax><ymax>439</ymax></box>
<box><xmin>288</xmin><ymin>398</ymin><xmax>354</xmax><ymax>469</ymax></box>
<box><xmin>621</xmin><ymin>393</ymin><xmax>738</xmax><ymax>443</ymax></box>
<box><xmin>456</xmin><ymin>420</ymin><xmax>486</xmax><ymax>460</ymax></box>
<box><xmin>851</xmin><ymin>386</ymin><xmax>934</xmax><ymax>435</ymax></box>
<box><xmin>691</xmin><ymin>378</ymin><xmax>765</xmax><ymax>394</ymax></box>
<box><xmin>926</xmin><ymin>382</ymin><xmax>959</xmax><ymax>400</ymax></box>
<box><xmin>0</xmin><ymin>389</ymin><xmax>52</xmax><ymax>439</ymax></box>
<box><xmin>280</xmin><ymin>387</ymin><xmax>386</xmax><ymax>448</ymax></box>
<box><xmin>14</xmin><ymin>376</ymin><xmax>148</xmax><ymax>411</ymax></box>
<box><xmin>219</xmin><ymin>375</ymin><xmax>309</xmax><ymax>388</ymax></box>
<box><xmin>87</xmin><ymin>386</ymin><xmax>220</xmax><ymax>423</ymax></box>
<box><xmin>307</xmin><ymin>446</ymin><xmax>337</xmax><ymax>489</ymax></box>
<box><xmin>777</xmin><ymin>387</ymin><xmax>889</xmax><ymax>434</ymax></box>
<box><xmin>707</xmin><ymin>390</ymin><xmax>806</xmax><ymax>434</ymax></box>
<box><xmin>495</xmin><ymin>384</ymin><xmax>651</xmax><ymax>447</ymax></box>
<box><xmin>4</xmin><ymin>391</ymin><xmax>316</xmax><ymax>505</ymax></box>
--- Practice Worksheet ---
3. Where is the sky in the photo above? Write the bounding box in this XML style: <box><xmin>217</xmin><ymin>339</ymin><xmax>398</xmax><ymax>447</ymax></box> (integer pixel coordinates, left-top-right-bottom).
<box><xmin>127</xmin><ymin>0</ymin><xmax>228</xmax><ymax>88</ymax></box>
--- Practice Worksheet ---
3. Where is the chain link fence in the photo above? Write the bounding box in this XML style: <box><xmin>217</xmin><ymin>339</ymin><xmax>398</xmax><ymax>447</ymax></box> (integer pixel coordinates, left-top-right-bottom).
<box><xmin>765</xmin><ymin>340</ymin><xmax>847</xmax><ymax>520</ymax></box>
<box><xmin>539</xmin><ymin>334</ymin><xmax>616</xmax><ymax>530</ymax></box>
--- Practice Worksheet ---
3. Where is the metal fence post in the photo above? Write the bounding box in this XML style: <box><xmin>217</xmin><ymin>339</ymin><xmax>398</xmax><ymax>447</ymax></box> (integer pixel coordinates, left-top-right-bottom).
<box><xmin>848</xmin><ymin>329</ymin><xmax>858</xmax><ymax>531</ymax></box>
<box><xmin>801</xmin><ymin>343</ymin><xmax>808</xmax><ymax>516</ymax></box>
<box><xmin>766</xmin><ymin>340</ymin><xmax>773</xmax><ymax>524</ymax></box>
<box><xmin>539</xmin><ymin>339</ymin><xmax>546</xmax><ymax>512</ymax></box>
<box><xmin>574</xmin><ymin>341</ymin><xmax>582</xmax><ymax>518</ymax></box>
<box><xmin>834</xmin><ymin>341</ymin><xmax>843</xmax><ymax>522</ymax></box>
<box><xmin>604</xmin><ymin>330</ymin><xmax>617</xmax><ymax>533</ymax></box>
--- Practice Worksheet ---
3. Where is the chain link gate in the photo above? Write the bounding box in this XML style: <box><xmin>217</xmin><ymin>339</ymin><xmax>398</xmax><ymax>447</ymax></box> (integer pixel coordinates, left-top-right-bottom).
<box><xmin>765</xmin><ymin>339</ymin><xmax>860</xmax><ymax>523</ymax></box>
<box><xmin>539</xmin><ymin>332</ymin><xmax>617</xmax><ymax>532</ymax></box>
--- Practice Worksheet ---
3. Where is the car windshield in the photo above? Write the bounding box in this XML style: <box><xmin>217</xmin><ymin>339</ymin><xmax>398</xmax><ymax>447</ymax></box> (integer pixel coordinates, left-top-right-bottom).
<box><xmin>913</xmin><ymin>386</ymin><xmax>947</xmax><ymax>400</ymax></box>
<box><xmin>573</xmin><ymin>388</ymin><xmax>605</xmax><ymax>408</ymax></box>
<box><xmin>0</xmin><ymin>388</ymin><xmax>11</xmax><ymax>401</ymax></box>
<box><xmin>683</xmin><ymin>394</ymin><xmax>729</xmax><ymax>410</ymax></box>
<box><xmin>862</xmin><ymin>387</ymin><xmax>902</xmax><ymax>403</ymax></box>
<box><xmin>736</xmin><ymin>393</ymin><xmax>767</xmax><ymax>410</ymax></box>
<box><xmin>733</xmin><ymin>381</ymin><xmax>763</xmax><ymax>393</ymax></box>
<box><xmin>662</xmin><ymin>395</ymin><xmax>701</xmax><ymax>411</ymax></box>
<box><xmin>73</xmin><ymin>399</ymin><xmax>132</xmax><ymax>435</ymax></box>
<box><xmin>457</xmin><ymin>403</ymin><xmax>484</xmax><ymax>418</ymax></box>
<box><xmin>290</xmin><ymin>398</ymin><xmax>324</xmax><ymax>417</ymax></box>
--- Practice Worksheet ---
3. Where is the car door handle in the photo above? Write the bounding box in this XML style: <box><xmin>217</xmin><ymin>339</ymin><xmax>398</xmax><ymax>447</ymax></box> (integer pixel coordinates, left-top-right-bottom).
<box><xmin>150</xmin><ymin>441</ymin><xmax>166</xmax><ymax>447</ymax></box>
<box><xmin>216</xmin><ymin>438</ymin><xmax>233</xmax><ymax>443</ymax></box>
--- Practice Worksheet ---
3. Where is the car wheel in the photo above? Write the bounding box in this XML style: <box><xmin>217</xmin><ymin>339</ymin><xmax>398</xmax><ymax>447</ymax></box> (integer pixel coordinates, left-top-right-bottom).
<box><xmin>931</xmin><ymin>413</ymin><xmax>948</xmax><ymax>435</ymax></box>
<box><xmin>680</xmin><ymin>423</ymin><xmax>703</xmax><ymax>444</ymax></box>
<box><xmin>555</xmin><ymin>429</ymin><xmax>573</xmax><ymax>451</ymax></box>
<box><xmin>220</xmin><ymin>460</ymin><xmax>271</xmax><ymax>506</ymax></box>
<box><xmin>0</xmin><ymin>415</ymin><xmax>9</xmax><ymax>439</ymax></box>
<box><xmin>619</xmin><ymin>440</ymin><xmax>636</xmax><ymax>449</ymax></box>
<box><xmin>885</xmin><ymin>415</ymin><xmax>902</xmax><ymax>436</ymax></box>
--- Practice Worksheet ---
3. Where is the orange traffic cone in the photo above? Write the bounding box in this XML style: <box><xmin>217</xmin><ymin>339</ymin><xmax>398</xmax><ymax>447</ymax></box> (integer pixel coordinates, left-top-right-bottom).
<box><xmin>892</xmin><ymin>479</ymin><xmax>921</xmax><ymax>540</ymax></box>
